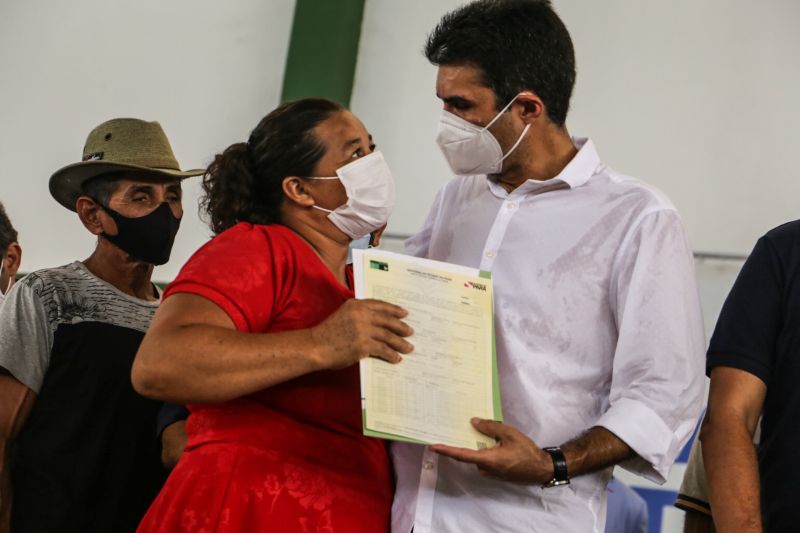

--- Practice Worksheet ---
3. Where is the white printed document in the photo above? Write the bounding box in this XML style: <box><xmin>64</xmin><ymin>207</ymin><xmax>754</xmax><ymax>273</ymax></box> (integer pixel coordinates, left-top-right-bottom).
<box><xmin>353</xmin><ymin>248</ymin><xmax>502</xmax><ymax>450</ymax></box>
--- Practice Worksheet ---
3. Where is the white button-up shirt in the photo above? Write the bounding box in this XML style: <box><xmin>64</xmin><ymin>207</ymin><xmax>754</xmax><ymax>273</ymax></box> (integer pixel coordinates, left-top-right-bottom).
<box><xmin>391</xmin><ymin>138</ymin><xmax>705</xmax><ymax>533</ymax></box>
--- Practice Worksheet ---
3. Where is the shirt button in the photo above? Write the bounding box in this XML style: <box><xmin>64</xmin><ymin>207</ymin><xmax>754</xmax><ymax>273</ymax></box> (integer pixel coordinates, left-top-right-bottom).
<box><xmin>506</xmin><ymin>202</ymin><xmax>516</xmax><ymax>209</ymax></box>
<box><xmin>485</xmin><ymin>250</ymin><xmax>496</xmax><ymax>258</ymax></box>
<box><xmin>423</xmin><ymin>461</ymin><xmax>434</xmax><ymax>470</ymax></box>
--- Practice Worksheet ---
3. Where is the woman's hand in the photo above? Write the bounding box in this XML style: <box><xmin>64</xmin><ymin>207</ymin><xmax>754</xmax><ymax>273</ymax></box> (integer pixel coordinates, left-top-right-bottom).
<box><xmin>310</xmin><ymin>299</ymin><xmax>414</xmax><ymax>369</ymax></box>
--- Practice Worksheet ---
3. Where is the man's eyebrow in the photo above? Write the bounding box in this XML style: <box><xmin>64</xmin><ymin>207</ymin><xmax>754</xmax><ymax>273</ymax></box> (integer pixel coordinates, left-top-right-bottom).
<box><xmin>444</xmin><ymin>95</ymin><xmax>469</xmax><ymax>102</ymax></box>
<box><xmin>437</xmin><ymin>91</ymin><xmax>466</xmax><ymax>99</ymax></box>
<box><xmin>125</xmin><ymin>184</ymin><xmax>156</xmax><ymax>195</ymax></box>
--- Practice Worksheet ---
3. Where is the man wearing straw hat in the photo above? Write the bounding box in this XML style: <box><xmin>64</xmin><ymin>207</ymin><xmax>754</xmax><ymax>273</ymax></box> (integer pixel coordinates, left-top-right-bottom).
<box><xmin>0</xmin><ymin>118</ymin><xmax>202</xmax><ymax>533</ymax></box>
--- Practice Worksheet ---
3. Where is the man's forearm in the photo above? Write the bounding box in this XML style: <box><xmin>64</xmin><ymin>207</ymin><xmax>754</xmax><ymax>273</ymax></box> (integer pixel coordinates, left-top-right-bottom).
<box><xmin>431</xmin><ymin>421</ymin><xmax>638</xmax><ymax>485</ymax></box>
<box><xmin>1</xmin><ymin>446</ymin><xmax>12</xmax><ymax>533</ymax></box>
<box><xmin>683</xmin><ymin>510</ymin><xmax>716</xmax><ymax>533</ymax></box>
<box><xmin>0</xmin><ymin>374</ymin><xmax>36</xmax><ymax>533</ymax></box>
<box><xmin>701</xmin><ymin>418</ymin><xmax>761</xmax><ymax>533</ymax></box>
<box><xmin>561</xmin><ymin>426</ymin><xmax>635</xmax><ymax>478</ymax></box>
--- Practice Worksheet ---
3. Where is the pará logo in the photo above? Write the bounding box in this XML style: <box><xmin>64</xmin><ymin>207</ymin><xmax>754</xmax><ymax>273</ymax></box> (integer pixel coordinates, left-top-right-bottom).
<box><xmin>464</xmin><ymin>281</ymin><xmax>487</xmax><ymax>291</ymax></box>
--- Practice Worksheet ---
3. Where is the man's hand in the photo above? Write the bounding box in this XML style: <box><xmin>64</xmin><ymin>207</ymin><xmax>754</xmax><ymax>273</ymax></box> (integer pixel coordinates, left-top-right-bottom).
<box><xmin>431</xmin><ymin>420</ymin><xmax>635</xmax><ymax>486</ymax></box>
<box><xmin>161</xmin><ymin>420</ymin><xmax>188</xmax><ymax>471</ymax></box>
<box><xmin>430</xmin><ymin>418</ymin><xmax>553</xmax><ymax>484</ymax></box>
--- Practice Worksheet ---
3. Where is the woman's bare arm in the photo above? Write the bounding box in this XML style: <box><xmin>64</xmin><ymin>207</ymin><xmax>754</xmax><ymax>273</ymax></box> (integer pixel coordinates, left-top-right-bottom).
<box><xmin>132</xmin><ymin>293</ymin><xmax>413</xmax><ymax>404</ymax></box>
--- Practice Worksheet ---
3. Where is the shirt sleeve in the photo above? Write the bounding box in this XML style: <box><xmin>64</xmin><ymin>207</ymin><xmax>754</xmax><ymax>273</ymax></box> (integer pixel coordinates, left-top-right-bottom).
<box><xmin>594</xmin><ymin>208</ymin><xmax>706</xmax><ymax>484</ymax></box>
<box><xmin>706</xmin><ymin>237</ymin><xmax>780</xmax><ymax>384</ymax></box>
<box><xmin>163</xmin><ymin>225</ymin><xmax>284</xmax><ymax>333</ymax></box>
<box><xmin>156</xmin><ymin>403</ymin><xmax>190</xmax><ymax>438</ymax></box>
<box><xmin>0</xmin><ymin>281</ymin><xmax>53</xmax><ymax>393</ymax></box>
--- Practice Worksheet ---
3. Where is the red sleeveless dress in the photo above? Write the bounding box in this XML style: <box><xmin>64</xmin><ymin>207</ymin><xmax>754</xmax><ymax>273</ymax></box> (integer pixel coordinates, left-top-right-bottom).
<box><xmin>137</xmin><ymin>223</ymin><xmax>393</xmax><ymax>533</ymax></box>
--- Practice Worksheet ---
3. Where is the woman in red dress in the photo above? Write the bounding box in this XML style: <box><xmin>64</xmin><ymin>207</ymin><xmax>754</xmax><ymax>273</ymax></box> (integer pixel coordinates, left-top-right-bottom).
<box><xmin>132</xmin><ymin>98</ymin><xmax>414</xmax><ymax>532</ymax></box>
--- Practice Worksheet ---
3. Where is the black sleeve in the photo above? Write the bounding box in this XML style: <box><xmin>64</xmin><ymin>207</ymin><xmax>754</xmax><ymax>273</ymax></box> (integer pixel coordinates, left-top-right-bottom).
<box><xmin>707</xmin><ymin>236</ymin><xmax>783</xmax><ymax>385</ymax></box>
<box><xmin>156</xmin><ymin>403</ymin><xmax>190</xmax><ymax>438</ymax></box>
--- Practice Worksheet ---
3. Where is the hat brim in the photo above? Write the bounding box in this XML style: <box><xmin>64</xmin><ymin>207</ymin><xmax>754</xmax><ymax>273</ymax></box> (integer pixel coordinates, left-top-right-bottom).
<box><xmin>49</xmin><ymin>160</ymin><xmax>205</xmax><ymax>212</ymax></box>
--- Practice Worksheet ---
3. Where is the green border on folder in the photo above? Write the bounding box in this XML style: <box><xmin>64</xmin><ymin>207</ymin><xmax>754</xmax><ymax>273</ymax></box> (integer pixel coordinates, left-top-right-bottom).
<box><xmin>362</xmin><ymin>270</ymin><xmax>503</xmax><ymax>444</ymax></box>
<box><xmin>362</xmin><ymin>411</ymin><xmax>429</xmax><ymax>444</ymax></box>
<box><xmin>481</xmin><ymin>270</ymin><xmax>504</xmax><ymax>422</ymax></box>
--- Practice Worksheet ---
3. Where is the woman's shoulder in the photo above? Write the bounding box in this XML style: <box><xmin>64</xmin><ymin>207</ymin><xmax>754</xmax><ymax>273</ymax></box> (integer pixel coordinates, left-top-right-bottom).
<box><xmin>207</xmin><ymin>222</ymin><xmax>301</xmax><ymax>251</ymax></box>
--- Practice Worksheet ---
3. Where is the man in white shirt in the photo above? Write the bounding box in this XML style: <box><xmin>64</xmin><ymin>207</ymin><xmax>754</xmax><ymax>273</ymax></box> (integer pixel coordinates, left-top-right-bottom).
<box><xmin>391</xmin><ymin>1</ymin><xmax>705</xmax><ymax>531</ymax></box>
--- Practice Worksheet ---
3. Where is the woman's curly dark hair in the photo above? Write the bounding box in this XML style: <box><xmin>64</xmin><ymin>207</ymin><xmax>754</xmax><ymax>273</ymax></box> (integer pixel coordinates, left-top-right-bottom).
<box><xmin>201</xmin><ymin>98</ymin><xmax>344</xmax><ymax>234</ymax></box>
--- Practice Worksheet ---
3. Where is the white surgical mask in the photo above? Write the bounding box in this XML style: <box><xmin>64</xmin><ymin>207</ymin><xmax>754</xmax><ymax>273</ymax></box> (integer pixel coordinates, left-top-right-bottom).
<box><xmin>309</xmin><ymin>150</ymin><xmax>396</xmax><ymax>239</ymax></box>
<box><xmin>435</xmin><ymin>94</ymin><xmax>531</xmax><ymax>175</ymax></box>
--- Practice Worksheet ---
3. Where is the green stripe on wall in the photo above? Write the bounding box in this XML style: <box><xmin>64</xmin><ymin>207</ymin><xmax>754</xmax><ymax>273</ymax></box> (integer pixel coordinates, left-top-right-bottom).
<box><xmin>280</xmin><ymin>0</ymin><xmax>366</xmax><ymax>107</ymax></box>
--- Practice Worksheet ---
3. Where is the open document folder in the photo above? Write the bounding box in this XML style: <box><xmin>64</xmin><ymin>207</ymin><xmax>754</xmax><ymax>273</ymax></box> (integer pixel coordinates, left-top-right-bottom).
<box><xmin>353</xmin><ymin>249</ymin><xmax>503</xmax><ymax>451</ymax></box>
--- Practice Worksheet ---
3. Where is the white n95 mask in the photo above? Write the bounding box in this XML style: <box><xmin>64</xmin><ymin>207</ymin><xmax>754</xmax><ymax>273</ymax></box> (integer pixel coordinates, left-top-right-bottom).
<box><xmin>435</xmin><ymin>94</ymin><xmax>531</xmax><ymax>176</ymax></box>
<box><xmin>309</xmin><ymin>150</ymin><xmax>396</xmax><ymax>240</ymax></box>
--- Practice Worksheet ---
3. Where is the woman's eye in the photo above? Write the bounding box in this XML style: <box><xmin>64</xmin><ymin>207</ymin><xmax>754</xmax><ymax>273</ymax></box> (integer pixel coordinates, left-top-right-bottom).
<box><xmin>351</xmin><ymin>149</ymin><xmax>364</xmax><ymax>159</ymax></box>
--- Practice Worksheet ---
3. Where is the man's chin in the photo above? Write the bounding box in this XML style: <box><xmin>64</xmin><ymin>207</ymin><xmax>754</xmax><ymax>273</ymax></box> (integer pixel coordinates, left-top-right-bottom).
<box><xmin>127</xmin><ymin>255</ymin><xmax>157</xmax><ymax>269</ymax></box>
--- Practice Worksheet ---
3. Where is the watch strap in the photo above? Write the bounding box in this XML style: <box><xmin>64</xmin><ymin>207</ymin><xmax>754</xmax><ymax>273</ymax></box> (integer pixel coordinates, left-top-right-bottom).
<box><xmin>542</xmin><ymin>446</ymin><xmax>570</xmax><ymax>488</ymax></box>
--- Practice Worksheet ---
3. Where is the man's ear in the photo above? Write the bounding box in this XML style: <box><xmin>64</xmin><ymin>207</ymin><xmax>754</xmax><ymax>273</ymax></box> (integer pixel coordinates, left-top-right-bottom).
<box><xmin>516</xmin><ymin>92</ymin><xmax>545</xmax><ymax>124</ymax></box>
<box><xmin>76</xmin><ymin>196</ymin><xmax>107</xmax><ymax>236</ymax></box>
<box><xmin>281</xmin><ymin>176</ymin><xmax>316</xmax><ymax>208</ymax></box>
<box><xmin>3</xmin><ymin>242</ymin><xmax>22</xmax><ymax>279</ymax></box>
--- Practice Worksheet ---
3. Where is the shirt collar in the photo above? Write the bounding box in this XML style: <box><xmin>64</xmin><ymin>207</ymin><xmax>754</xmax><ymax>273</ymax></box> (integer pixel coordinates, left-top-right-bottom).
<box><xmin>487</xmin><ymin>137</ymin><xmax>601</xmax><ymax>198</ymax></box>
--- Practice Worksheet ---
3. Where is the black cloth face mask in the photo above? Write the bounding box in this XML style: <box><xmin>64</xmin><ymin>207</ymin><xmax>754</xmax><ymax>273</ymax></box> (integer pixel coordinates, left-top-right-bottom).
<box><xmin>99</xmin><ymin>201</ymin><xmax>181</xmax><ymax>265</ymax></box>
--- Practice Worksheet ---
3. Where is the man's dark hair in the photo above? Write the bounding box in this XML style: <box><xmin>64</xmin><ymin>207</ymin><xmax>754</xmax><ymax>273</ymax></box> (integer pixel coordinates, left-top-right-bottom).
<box><xmin>82</xmin><ymin>175</ymin><xmax>122</xmax><ymax>207</ymax></box>
<box><xmin>425</xmin><ymin>0</ymin><xmax>576</xmax><ymax>126</ymax></box>
<box><xmin>0</xmin><ymin>201</ymin><xmax>18</xmax><ymax>252</ymax></box>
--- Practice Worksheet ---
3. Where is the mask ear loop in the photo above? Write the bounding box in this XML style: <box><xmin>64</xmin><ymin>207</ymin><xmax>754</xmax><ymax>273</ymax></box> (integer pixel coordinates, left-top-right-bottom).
<box><xmin>481</xmin><ymin>93</ymin><xmax>522</xmax><ymax>132</ymax></box>
<box><xmin>311</xmin><ymin>205</ymin><xmax>334</xmax><ymax>214</ymax></box>
<box><xmin>500</xmin><ymin>123</ymin><xmax>531</xmax><ymax>162</ymax></box>
<box><xmin>481</xmin><ymin>93</ymin><xmax>531</xmax><ymax>162</ymax></box>
<box><xmin>304</xmin><ymin>176</ymin><xmax>341</xmax><ymax>214</ymax></box>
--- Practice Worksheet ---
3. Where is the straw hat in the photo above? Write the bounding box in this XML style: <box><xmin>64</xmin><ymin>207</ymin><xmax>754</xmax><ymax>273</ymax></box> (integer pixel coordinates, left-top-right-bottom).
<box><xmin>49</xmin><ymin>118</ymin><xmax>204</xmax><ymax>211</ymax></box>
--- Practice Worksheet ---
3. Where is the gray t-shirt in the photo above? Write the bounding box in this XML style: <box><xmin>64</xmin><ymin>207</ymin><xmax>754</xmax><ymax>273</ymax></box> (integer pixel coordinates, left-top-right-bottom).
<box><xmin>0</xmin><ymin>261</ymin><xmax>158</xmax><ymax>392</ymax></box>
<box><xmin>0</xmin><ymin>261</ymin><xmax>166</xmax><ymax>533</ymax></box>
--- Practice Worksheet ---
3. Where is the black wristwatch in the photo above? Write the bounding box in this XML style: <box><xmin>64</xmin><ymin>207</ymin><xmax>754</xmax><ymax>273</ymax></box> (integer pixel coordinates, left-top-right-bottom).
<box><xmin>542</xmin><ymin>447</ymin><xmax>570</xmax><ymax>488</ymax></box>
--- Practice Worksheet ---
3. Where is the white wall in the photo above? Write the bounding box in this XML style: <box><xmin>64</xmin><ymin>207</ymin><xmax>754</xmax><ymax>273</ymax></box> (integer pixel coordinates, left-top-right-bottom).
<box><xmin>350</xmin><ymin>0</ymin><xmax>451</xmax><ymax>238</ymax></box>
<box><xmin>0</xmin><ymin>0</ymin><xmax>295</xmax><ymax>280</ymax></box>
<box><xmin>5</xmin><ymin>0</ymin><xmax>796</xmax><ymax>270</ymax></box>
<box><xmin>352</xmin><ymin>0</ymin><xmax>800</xmax><ymax>256</ymax></box>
